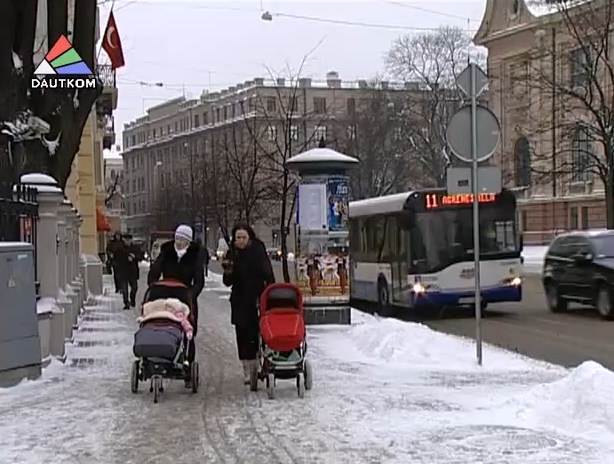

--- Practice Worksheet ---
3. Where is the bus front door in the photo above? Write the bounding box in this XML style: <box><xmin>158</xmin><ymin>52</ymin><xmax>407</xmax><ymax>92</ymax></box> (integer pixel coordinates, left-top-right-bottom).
<box><xmin>392</xmin><ymin>227</ymin><xmax>409</xmax><ymax>304</ymax></box>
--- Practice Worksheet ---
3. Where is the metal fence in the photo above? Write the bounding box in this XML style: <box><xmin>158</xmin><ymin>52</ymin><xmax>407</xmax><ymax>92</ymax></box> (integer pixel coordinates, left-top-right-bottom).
<box><xmin>0</xmin><ymin>182</ymin><xmax>39</xmax><ymax>295</ymax></box>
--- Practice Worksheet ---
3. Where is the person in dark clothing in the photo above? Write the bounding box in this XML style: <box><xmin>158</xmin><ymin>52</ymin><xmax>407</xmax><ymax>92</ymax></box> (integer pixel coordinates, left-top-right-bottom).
<box><xmin>147</xmin><ymin>224</ymin><xmax>204</xmax><ymax>387</ymax></box>
<box><xmin>106</xmin><ymin>232</ymin><xmax>122</xmax><ymax>293</ymax></box>
<box><xmin>115</xmin><ymin>234</ymin><xmax>143</xmax><ymax>309</ymax></box>
<box><xmin>194</xmin><ymin>238</ymin><xmax>211</xmax><ymax>277</ymax></box>
<box><xmin>222</xmin><ymin>223</ymin><xmax>275</xmax><ymax>385</ymax></box>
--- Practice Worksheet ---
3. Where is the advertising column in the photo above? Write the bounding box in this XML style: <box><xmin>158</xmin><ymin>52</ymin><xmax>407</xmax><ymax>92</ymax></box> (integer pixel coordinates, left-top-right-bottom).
<box><xmin>295</xmin><ymin>175</ymin><xmax>350</xmax><ymax>305</ymax></box>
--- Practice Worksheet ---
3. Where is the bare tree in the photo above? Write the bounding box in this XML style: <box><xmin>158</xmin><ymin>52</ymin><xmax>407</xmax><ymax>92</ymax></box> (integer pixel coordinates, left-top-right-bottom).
<box><xmin>385</xmin><ymin>25</ymin><xmax>483</xmax><ymax>187</ymax></box>
<box><xmin>523</xmin><ymin>0</ymin><xmax>614</xmax><ymax>227</ymax></box>
<box><xmin>0</xmin><ymin>1</ymin><xmax>101</xmax><ymax>187</ymax></box>
<box><xmin>215</xmin><ymin>124</ymin><xmax>270</xmax><ymax>226</ymax></box>
<box><xmin>341</xmin><ymin>81</ymin><xmax>418</xmax><ymax>199</ymax></box>
<box><xmin>242</xmin><ymin>58</ymin><xmax>334</xmax><ymax>282</ymax></box>
<box><xmin>105</xmin><ymin>171</ymin><xmax>121</xmax><ymax>207</ymax></box>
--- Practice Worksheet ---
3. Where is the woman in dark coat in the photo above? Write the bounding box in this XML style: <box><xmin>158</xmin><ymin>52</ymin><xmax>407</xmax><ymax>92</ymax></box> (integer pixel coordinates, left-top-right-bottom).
<box><xmin>222</xmin><ymin>223</ymin><xmax>275</xmax><ymax>385</ymax></box>
<box><xmin>147</xmin><ymin>224</ymin><xmax>204</xmax><ymax>387</ymax></box>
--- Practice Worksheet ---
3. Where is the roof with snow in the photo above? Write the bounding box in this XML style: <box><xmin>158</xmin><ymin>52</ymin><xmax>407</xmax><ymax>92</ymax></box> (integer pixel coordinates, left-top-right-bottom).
<box><xmin>286</xmin><ymin>148</ymin><xmax>359</xmax><ymax>173</ymax></box>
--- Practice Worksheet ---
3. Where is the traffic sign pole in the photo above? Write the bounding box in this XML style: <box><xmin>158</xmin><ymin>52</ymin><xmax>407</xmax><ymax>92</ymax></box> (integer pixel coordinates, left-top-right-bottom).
<box><xmin>470</xmin><ymin>62</ymin><xmax>483</xmax><ymax>367</ymax></box>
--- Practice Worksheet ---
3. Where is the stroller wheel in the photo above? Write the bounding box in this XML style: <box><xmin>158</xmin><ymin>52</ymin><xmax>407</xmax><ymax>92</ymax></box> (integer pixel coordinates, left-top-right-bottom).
<box><xmin>130</xmin><ymin>360</ymin><xmax>139</xmax><ymax>393</ymax></box>
<box><xmin>190</xmin><ymin>362</ymin><xmax>199</xmax><ymax>393</ymax></box>
<box><xmin>266</xmin><ymin>373</ymin><xmax>275</xmax><ymax>399</ymax></box>
<box><xmin>296</xmin><ymin>373</ymin><xmax>305</xmax><ymax>398</ymax></box>
<box><xmin>303</xmin><ymin>360</ymin><xmax>313</xmax><ymax>391</ymax></box>
<box><xmin>153</xmin><ymin>377</ymin><xmax>162</xmax><ymax>403</ymax></box>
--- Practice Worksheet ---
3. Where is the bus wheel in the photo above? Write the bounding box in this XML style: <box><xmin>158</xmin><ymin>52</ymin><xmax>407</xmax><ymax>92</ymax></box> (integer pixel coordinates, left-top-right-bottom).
<box><xmin>377</xmin><ymin>280</ymin><xmax>392</xmax><ymax>317</ymax></box>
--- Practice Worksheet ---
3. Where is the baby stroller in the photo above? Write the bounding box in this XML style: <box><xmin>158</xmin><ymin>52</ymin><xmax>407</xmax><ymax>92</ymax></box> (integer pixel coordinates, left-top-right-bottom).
<box><xmin>130</xmin><ymin>279</ymin><xmax>199</xmax><ymax>403</ymax></box>
<box><xmin>257</xmin><ymin>283</ymin><xmax>313</xmax><ymax>399</ymax></box>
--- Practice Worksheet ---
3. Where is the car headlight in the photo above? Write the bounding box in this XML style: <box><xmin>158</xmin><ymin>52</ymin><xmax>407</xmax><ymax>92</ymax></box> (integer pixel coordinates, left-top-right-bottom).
<box><xmin>500</xmin><ymin>276</ymin><xmax>522</xmax><ymax>286</ymax></box>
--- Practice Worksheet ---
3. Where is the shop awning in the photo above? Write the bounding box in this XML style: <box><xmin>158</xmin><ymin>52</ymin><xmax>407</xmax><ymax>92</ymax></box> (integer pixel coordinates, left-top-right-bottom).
<box><xmin>96</xmin><ymin>207</ymin><xmax>112</xmax><ymax>232</ymax></box>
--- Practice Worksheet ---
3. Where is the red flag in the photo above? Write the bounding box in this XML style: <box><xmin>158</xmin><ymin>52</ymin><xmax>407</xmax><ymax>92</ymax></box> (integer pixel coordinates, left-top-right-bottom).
<box><xmin>102</xmin><ymin>11</ymin><xmax>125</xmax><ymax>70</ymax></box>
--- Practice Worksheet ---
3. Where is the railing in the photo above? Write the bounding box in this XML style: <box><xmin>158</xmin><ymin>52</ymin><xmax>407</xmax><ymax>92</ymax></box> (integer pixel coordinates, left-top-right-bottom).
<box><xmin>97</xmin><ymin>63</ymin><xmax>116</xmax><ymax>87</ymax></box>
<box><xmin>0</xmin><ymin>182</ymin><xmax>39</xmax><ymax>296</ymax></box>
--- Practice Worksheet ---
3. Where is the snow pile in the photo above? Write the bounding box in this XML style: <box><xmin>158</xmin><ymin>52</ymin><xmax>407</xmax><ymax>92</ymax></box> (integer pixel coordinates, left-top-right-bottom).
<box><xmin>513</xmin><ymin>361</ymin><xmax>614</xmax><ymax>439</ymax></box>
<box><xmin>36</xmin><ymin>297</ymin><xmax>62</xmax><ymax>315</ymax></box>
<box><xmin>327</xmin><ymin>310</ymin><xmax>558</xmax><ymax>373</ymax></box>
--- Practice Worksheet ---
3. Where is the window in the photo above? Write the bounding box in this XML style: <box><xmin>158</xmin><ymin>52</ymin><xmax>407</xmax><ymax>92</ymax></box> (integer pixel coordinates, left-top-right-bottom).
<box><xmin>194</xmin><ymin>114</ymin><xmax>199</xmax><ymax>127</ymax></box>
<box><xmin>223</xmin><ymin>106</ymin><xmax>228</xmax><ymax>120</ymax></box>
<box><xmin>346</xmin><ymin>125</ymin><xmax>356</xmax><ymax>140</ymax></box>
<box><xmin>203</xmin><ymin>112</ymin><xmax>208</xmax><ymax>125</ymax></box>
<box><xmin>571</xmin><ymin>126</ymin><xmax>590</xmax><ymax>182</ymax></box>
<box><xmin>347</xmin><ymin>98</ymin><xmax>356</xmax><ymax>116</ymax></box>
<box><xmin>289</xmin><ymin>96</ymin><xmax>298</xmax><ymax>113</ymax></box>
<box><xmin>512</xmin><ymin>60</ymin><xmax>529</xmax><ymax>97</ymax></box>
<box><xmin>514</xmin><ymin>137</ymin><xmax>531</xmax><ymax>186</ymax></box>
<box><xmin>289</xmin><ymin>125</ymin><xmax>299</xmax><ymax>141</ymax></box>
<box><xmin>314</xmin><ymin>125</ymin><xmax>327</xmax><ymax>144</ymax></box>
<box><xmin>313</xmin><ymin>97</ymin><xmax>326</xmax><ymax>114</ymax></box>
<box><xmin>267</xmin><ymin>125</ymin><xmax>277</xmax><ymax>141</ymax></box>
<box><xmin>266</xmin><ymin>97</ymin><xmax>276</xmax><ymax>112</ymax></box>
<box><xmin>216</xmin><ymin>108</ymin><xmax>221</xmax><ymax>121</ymax></box>
<box><xmin>393</xmin><ymin>127</ymin><xmax>402</xmax><ymax>141</ymax></box>
<box><xmin>152</xmin><ymin>128</ymin><xmax>157</xmax><ymax>139</ymax></box>
<box><xmin>570</xmin><ymin>206</ymin><xmax>579</xmax><ymax>229</ymax></box>
<box><xmin>581</xmin><ymin>206</ymin><xmax>589</xmax><ymax>230</ymax></box>
<box><xmin>570</xmin><ymin>47</ymin><xmax>589</xmax><ymax>87</ymax></box>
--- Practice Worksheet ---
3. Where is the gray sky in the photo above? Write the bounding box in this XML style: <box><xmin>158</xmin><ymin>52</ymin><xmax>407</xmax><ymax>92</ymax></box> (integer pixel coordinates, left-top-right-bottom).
<box><xmin>98</xmin><ymin>0</ymin><xmax>487</xmax><ymax>148</ymax></box>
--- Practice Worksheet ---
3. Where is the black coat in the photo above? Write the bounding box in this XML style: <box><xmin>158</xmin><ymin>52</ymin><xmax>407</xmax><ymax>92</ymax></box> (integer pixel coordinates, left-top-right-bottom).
<box><xmin>222</xmin><ymin>239</ymin><xmax>275</xmax><ymax>326</ymax></box>
<box><xmin>113</xmin><ymin>242</ymin><xmax>143</xmax><ymax>281</ymax></box>
<box><xmin>147</xmin><ymin>240</ymin><xmax>205</xmax><ymax>303</ymax></box>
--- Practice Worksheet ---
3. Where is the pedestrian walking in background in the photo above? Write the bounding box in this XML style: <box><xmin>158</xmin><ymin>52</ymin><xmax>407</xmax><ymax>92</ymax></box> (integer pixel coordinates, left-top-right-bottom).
<box><xmin>222</xmin><ymin>223</ymin><xmax>275</xmax><ymax>385</ymax></box>
<box><xmin>115</xmin><ymin>234</ymin><xmax>143</xmax><ymax>309</ymax></box>
<box><xmin>106</xmin><ymin>231</ymin><xmax>122</xmax><ymax>293</ymax></box>
<box><xmin>147</xmin><ymin>224</ymin><xmax>204</xmax><ymax>388</ymax></box>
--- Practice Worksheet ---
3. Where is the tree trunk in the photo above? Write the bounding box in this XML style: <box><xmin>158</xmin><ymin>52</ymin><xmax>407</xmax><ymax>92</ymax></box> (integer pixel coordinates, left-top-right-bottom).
<box><xmin>279</xmin><ymin>170</ymin><xmax>291</xmax><ymax>283</ymax></box>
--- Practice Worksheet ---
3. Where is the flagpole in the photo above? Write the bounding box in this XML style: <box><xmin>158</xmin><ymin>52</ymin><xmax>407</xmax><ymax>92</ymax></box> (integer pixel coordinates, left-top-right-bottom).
<box><xmin>96</xmin><ymin>1</ymin><xmax>116</xmax><ymax>63</ymax></box>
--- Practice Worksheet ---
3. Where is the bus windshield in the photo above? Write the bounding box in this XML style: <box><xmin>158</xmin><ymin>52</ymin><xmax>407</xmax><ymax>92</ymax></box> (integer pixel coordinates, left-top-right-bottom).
<box><xmin>409</xmin><ymin>205</ymin><xmax>519</xmax><ymax>273</ymax></box>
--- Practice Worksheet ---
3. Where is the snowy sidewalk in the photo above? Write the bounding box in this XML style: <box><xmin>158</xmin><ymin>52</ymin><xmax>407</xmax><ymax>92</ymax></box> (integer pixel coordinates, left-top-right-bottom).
<box><xmin>0</xmin><ymin>285</ymin><xmax>134</xmax><ymax>464</ymax></box>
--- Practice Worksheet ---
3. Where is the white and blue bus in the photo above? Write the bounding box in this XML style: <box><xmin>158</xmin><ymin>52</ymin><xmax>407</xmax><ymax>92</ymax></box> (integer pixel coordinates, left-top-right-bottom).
<box><xmin>348</xmin><ymin>188</ymin><xmax>523</xmax><ymax>315</ymax></box>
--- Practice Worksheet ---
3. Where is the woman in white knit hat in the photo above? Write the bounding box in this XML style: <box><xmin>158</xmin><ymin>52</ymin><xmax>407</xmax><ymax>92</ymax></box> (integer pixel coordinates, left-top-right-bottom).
<box><xmin>147</xmin><ymin>224</ymin><xmax>204</xmax><ymax>388</ymax></box>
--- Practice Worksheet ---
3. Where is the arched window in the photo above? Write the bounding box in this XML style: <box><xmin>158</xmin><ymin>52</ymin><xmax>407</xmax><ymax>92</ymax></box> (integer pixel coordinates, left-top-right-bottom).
<box><xmin>571</xmin><ymin>126</ymin><xmax>591</xmax><ymax>182</ymax></box>
<box><xmin>514</xmin><ymin>137</ymin><xmax>531</xmax><ymax>186</ymax></box>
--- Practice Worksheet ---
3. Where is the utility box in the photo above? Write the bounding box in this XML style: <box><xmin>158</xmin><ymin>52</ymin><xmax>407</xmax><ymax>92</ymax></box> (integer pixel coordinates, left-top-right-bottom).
<box><xmin>0</xmin><ymin>242</ymin><xmax>41</xmax><ymax>386</ymax></box>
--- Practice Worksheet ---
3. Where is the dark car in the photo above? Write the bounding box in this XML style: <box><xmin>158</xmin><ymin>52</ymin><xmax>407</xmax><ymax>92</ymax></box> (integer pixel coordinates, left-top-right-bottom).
<box><xmin>542</xmin><ymin>230</ymin><xmax>614</xmax><ymax>319</ymax></box>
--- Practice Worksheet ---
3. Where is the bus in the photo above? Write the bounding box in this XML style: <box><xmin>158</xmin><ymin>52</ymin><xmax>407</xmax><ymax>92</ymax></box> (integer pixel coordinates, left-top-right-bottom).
<box><xmin>348</xmin><ymin>188</ymin><xmax>523</xmax><ymax>315</ymax></box>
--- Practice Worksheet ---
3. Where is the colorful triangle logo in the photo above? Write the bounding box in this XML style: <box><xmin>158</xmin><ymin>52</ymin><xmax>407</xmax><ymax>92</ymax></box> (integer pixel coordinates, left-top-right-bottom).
<box><xmin>34</xmin><ymin>35</ymin><xmax>93</xmax><ymax>76</ymax></box>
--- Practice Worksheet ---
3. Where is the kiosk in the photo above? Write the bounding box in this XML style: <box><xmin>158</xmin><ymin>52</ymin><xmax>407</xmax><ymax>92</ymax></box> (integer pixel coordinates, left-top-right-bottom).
<box><xmin>286</xmin><ymin>147</ymin><xmax>359</xmax><ymax>325</ymax></box>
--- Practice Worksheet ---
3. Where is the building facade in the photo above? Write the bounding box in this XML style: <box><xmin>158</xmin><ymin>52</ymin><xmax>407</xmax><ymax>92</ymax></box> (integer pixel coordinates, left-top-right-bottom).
<box><xmin>475</xmin><ymin>0</ymin><xmax>607</xmax><ymax>244</ymax></box>
<box><xmin>121</xmin><ymin>72</ymin><xmax>422</xmax><ymax>248</ymax></box>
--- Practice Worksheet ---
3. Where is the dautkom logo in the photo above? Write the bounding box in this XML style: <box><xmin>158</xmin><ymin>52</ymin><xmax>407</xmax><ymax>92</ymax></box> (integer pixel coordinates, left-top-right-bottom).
<box><xmin>31</xmin><ymin>35</ymin><xmax>96</xmax><ymax>89</ymax></box>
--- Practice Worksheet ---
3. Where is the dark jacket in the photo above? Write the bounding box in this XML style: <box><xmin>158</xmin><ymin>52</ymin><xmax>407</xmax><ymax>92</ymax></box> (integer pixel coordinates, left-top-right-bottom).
<box><xmin>114</xmin><ymin>242</ymin><xmax>144</xmax><ymax>281</ymax></box>
<box><xmin>147</xmin><ymin>240</ymin><xmax>205</xmax><ymax>302</ymax></box>
<box><xmin>106</xmin><ymin>238</ymin><xmax>122</xmax><ymax>265</ymax></box>
<box><xmin>222</xmin><ymin>239</ymin><xmax>275</xmax><ymax>326</ymax></box>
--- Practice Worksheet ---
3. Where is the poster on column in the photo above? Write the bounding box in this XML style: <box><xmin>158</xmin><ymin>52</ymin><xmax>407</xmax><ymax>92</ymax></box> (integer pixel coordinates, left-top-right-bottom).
<box><xmin>297</xmin><ymin>183</ymin><xmax>327</xmax><ymax>231</ymax></box>
<box><xmin>326</xmin><ymin>176</ymin><xmax>349</xmax><ymax>232</ymax></box>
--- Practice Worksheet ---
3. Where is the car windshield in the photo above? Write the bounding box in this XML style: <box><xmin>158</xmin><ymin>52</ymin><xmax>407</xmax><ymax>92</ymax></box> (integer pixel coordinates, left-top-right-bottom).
<box><xmin>409</xmin><ymin>206</ymin><xmax>519</xmax><ymax>273</ymax></box>
<box><xmin>591</xmin><ymin>235</ymin><xmax>614</xmax><ymax>257</ymax></box>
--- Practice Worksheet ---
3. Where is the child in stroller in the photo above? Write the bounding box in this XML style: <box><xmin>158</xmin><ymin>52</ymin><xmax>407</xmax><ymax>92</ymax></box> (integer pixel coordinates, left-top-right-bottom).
<box><xmin>130</xmin><ymin>280</ymin><xmax>200</xmax><ymax>403</ymax></box>
<box><xmin>257</xmin><ymin>283</ymin><xmax>313</xmax><ymax>399</ymax></box>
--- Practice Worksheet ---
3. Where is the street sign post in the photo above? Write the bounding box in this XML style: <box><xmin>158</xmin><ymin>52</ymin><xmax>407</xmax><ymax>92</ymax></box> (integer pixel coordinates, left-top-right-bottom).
<box><xmin>445</xmin><ymin>62</ymin><xmax>501</xmax><ymax>366</ymax></box>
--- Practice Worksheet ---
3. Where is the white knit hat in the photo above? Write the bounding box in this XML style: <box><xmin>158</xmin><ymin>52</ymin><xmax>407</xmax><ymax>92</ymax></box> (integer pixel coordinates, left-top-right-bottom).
<box><xmin>175</xmin><ymin>224</ymin><xmax>193</xmax><ymax>242</ymax></box>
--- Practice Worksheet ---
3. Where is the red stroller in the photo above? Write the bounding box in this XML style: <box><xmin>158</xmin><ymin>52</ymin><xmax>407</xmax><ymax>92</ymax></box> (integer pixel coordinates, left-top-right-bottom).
<box><xmin>256</xmin><ymin>283</ymin><xmax>313</xmax><ymax>399</ymax></box>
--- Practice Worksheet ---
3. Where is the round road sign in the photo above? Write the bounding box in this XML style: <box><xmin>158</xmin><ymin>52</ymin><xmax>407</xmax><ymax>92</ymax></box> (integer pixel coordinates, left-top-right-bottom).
<box><xmin>445</xmin><ymin>104</ymin><xmax>501</xmax><ymax>163</ymax></box>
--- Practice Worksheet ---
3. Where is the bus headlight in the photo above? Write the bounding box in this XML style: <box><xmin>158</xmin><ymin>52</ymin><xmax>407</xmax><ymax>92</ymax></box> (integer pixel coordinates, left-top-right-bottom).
<box><xmin>500</xmin><ymin>276</ymin><xmax>522</xmax><ymax>286</ymax></box>
<box><xmin>412</xmin><ymin>283</ymin><xmax>426</xmax><ymax>294</ymax></box>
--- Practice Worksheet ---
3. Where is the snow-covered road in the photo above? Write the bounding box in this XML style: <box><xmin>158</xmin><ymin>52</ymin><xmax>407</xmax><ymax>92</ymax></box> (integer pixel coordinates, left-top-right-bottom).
<box><xmin>1</xmin><ymin>272</ymin><xmax>614</xmax><ymax>463</ymax></box>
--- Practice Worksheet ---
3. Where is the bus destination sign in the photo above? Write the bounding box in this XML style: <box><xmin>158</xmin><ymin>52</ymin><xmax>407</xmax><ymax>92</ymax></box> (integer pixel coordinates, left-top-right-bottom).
<box><xmin>424</xmin><ymin>192</ymin><xmax>496</xmax><ymax>210</ymax></box>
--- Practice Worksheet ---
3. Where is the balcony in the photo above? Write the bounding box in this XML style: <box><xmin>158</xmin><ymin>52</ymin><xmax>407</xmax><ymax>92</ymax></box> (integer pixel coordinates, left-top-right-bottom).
<box><xmin>102</xmin><ymin>114</ymin><xmax>116</xmax><ymax>150</ymax></box>
<box><xmin>97</xmin><ymin>63</ymin><xmax>118</xmax><ymax>116</ymax></box>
